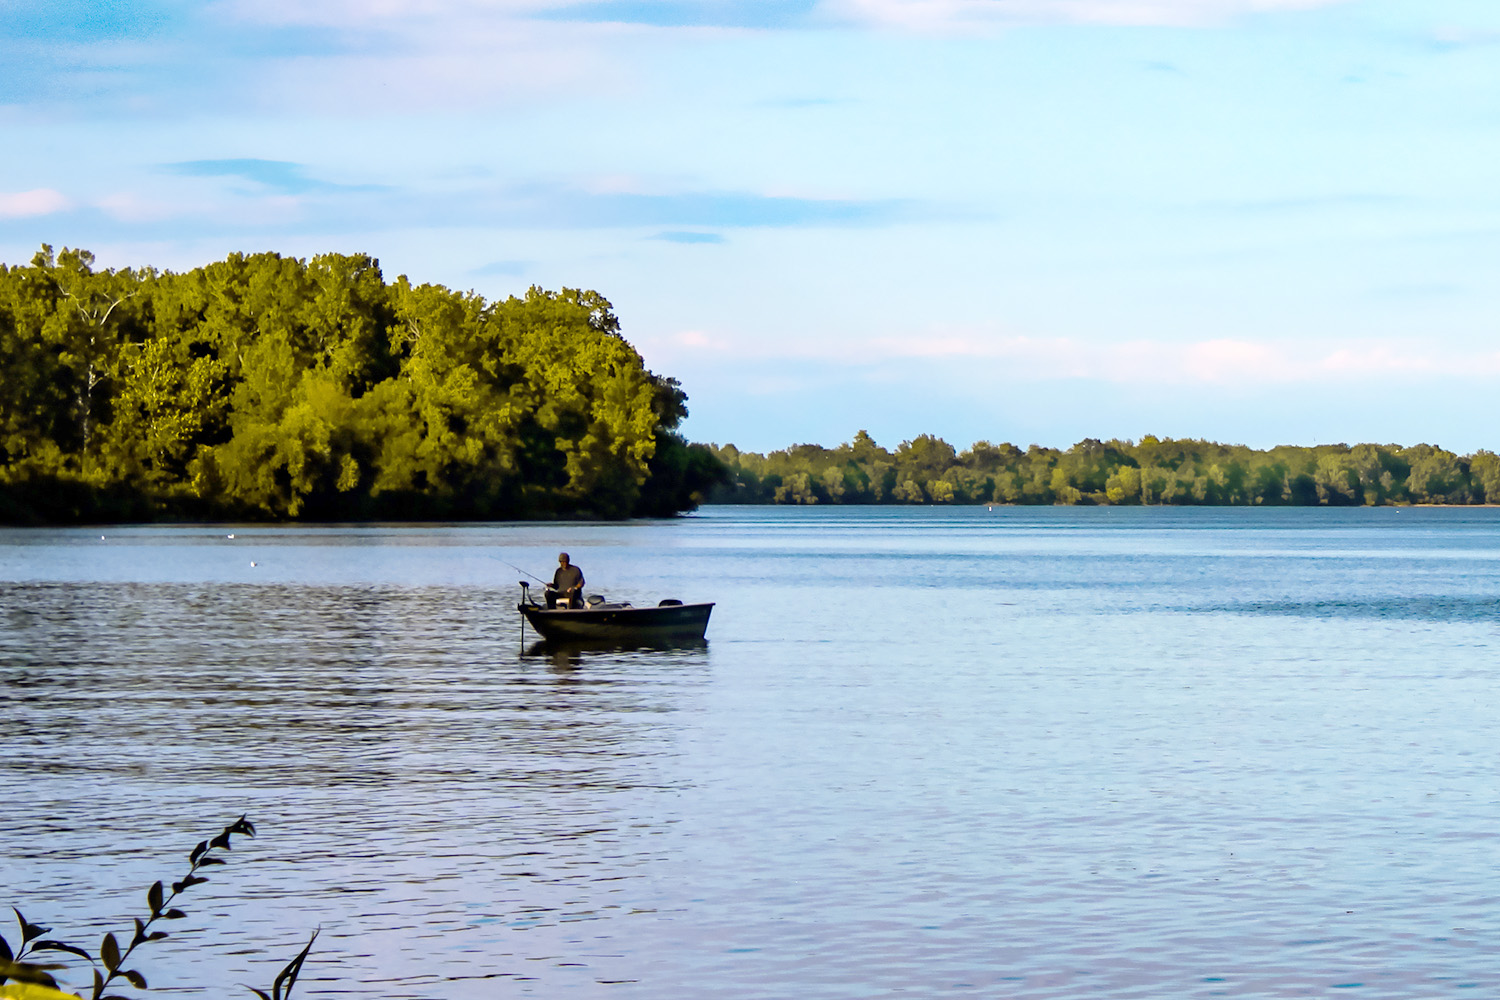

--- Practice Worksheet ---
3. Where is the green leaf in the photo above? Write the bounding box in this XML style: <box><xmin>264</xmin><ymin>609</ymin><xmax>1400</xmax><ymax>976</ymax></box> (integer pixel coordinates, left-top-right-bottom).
<box><xmin>13</xmin><ymin>911</ymin><xmax>50</xmax><ymax>946</ymax></box>
<box><xmin>271</xmin><ymin>929</ymin><xmax>318</xmax><ymax>1000</ymax></box>
<box><xmin>188</xmin><ymin>841</ymin><xmax>209</xmax><ymax>865</ymax></box>
<box><xmin>29</xmin><ymin>942</ymin><xmax>92</xmax><ymax>962</ymax></box>
<box><xmin>161</xmin><ymin>911</ymin><xmax>186</xmax><ymax>921</ymax></box>
<box><xmin>130</xmin><ymin>920</ymin><xmax>145</xmax><ymax>949</ymax></box>
<box><xmin>146</xmin><ymin>882</ymin><xmax>163</xmax><ymax>916</ymax></box>
<box><xmin>0</xmin><ymin>979</ymin><xmax>80</xmax><ymax>998</ymax></box>
<box><xmin>196</xmin><ymin>857</ymin><xmax>227</xmax><ymax>866</ymax></box>
<box><xmin>246</xmin><ymin>990</ymin><xmax>272</xmax><ymax>1000</ymax></box>
<box><xmin>0</xmin><ymin>958</ymin><xmax>63</xmax><ymax>989</ymax></box>
<box><xmin>1</xmin><ymin>931</ymin><xmax>13</xmax><ymax>964</ymax></box>
<box><xmin>91</xmin><ymin>967</ymin><xmax>103</xmax><ymax>1000</ymax></box>
<box><xmin>120</xmin><ymin>969</ymin><xmax>147</xmax><ymax>989</ymax></box>
<box><xmin>98</xmin><ymin>934</ymin><xmax>118</xmax><ymax>974</ymax></box>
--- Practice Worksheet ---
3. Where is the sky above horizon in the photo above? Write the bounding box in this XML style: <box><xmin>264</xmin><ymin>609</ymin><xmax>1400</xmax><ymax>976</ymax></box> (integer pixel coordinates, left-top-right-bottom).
<box><xmin>4</xmin><ymin>0</ymin><xmax>1500</xmax><ymax>454</ymax></box>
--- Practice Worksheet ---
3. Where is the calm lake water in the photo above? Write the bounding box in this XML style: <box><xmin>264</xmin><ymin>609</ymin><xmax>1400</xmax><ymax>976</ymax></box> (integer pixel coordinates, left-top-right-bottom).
<box><xmin>3</xmin><ymin>506</ymin><xmax>1500</xmax><ymax>999</ymax></box>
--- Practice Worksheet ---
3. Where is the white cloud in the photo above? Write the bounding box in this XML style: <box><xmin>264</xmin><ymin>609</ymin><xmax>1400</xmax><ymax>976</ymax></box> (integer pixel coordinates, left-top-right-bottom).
<box><xmin>840</xmin><ymin>332</ymin><xmax>1500</xmax><ymax>384</ymax></box>
<box><xmin>126</xmin><ymin>0</ymin><xmax>1363</xmax><ymax>117</ymax></box>
<box><xmin>817</xmin><ymin>0</ymin><xmax>1353</xmax><ymax>31</ymax></box>
<box><xmin>675</xmin><ymin>329</ymin><xmax>727</xmax><ymax>349</ymax></box>
<box><xmin>0</xmin><ymin>188</ymin><xmax>71</xmax><ymax>218</ymax></box>
<box><xmin>206</xmin><ymin>0</ymin><xmax>564</xmax><ymax>28</ymax></box>
<box><xmin>223</xmin><ymin>15</ymin><xmax>626</xmax><ymax>114</ymax></box>
<box><xmin>215</xmin><ymin>0</ymin><xmax>1353</xmax><ymax>30</ymax></box>
<box><xmin>94</xmin><ymin>192</ymin><xmax>184</xmax><ymax>223</ymax></box>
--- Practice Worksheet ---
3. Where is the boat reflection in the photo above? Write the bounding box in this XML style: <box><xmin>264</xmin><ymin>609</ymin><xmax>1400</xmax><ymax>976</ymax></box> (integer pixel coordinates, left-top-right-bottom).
<box><xmin>524</xmin><ymin>636</ymin><xmax>709</xmax><ymax>670</ymax></box>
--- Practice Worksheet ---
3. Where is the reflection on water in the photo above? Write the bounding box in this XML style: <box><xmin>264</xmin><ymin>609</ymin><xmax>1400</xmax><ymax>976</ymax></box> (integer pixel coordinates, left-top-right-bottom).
<box><xmin>4</xmin><ymin>508</ymin><xmax>1500</xmax><ymax>998</ymax></box>
<box><xmin>524</xmin><ymin>637</ymin><xmax>712</xmax><ymax>671</ymax></box>
<box><xmin>1</xmin><ymin>574</ymin><xmax>711</xmax><ymax>998</ymax></box>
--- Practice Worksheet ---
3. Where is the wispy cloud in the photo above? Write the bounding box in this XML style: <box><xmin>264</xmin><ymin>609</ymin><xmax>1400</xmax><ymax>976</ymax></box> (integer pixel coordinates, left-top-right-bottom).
<box><xmin>207</xmin><ymin>0</ymin><xmax>816</xmax><ymax>29</ymax></box>
<box><xmin>858</xmin><ymin>333</ymin><xmax>1500</xmax><ymax>384</ymax></box>
<box><xmin>0</xmin><ymin>189</ymin><xmax>72</xmax><ymax>218</ymax></box>
<box><xmin>646</xmin><ymin>328</ymin><xmax>1500</xmax><ymax>387</ymax></box>
<box><xmin>162</xmin><ymin>159</ymin><xmax>382</xmax><ymax>194</ymax></box>
<box><xmin>676</xmin><ymin>329</ymin><xmax>729</xmax><ymax>348</ymax></box>
<box><xmin>818</xmin><ymin>0</ymin><xmax>1354</xmax><ymax>32</ymax></box>
<box><xmin>757</xmin><ymin>96</ymin><xmax>853</xmax><ymax>109</ymax></box>
<box><xmin>473</xmin><ymin>259</ymin><xmax>531</xmax><ymax>276</ymax></box>
<box><xmin>481</xmin><ymin>183</ymin><xmax>907</xmax><ymax>229</ymax></box>
<box><xmin>94</xmin><ymin>191</ymin><xmax>187</xmax><ymax>222</ymax></box>
<box><xmin>538</xmin><ymin>0</ymin><xmax>818</xmax><ymax>28</ymax></box>
<box><xmin>205</xmin><ymin>0</ymin><xmax>1353</xmax><ymax>31</ymax></box>
<box><xmin>1426</xmin><ymin>25</ymin><xmax>1500</xmax><ymax>51</ymax></box>
<box><xmin>1</xmin><ymin>0</ymin><xmax>1364</xmax><ymax>118</ymax></box>
<box><xmin>203</xmin><ymin>0</ymin><xmax>537</xmax><ymax>28</ymax></box>
<box><xmin>652</xmin><ymin>230</ymin><xmax>726</xmax><ymax>243</ymax></box>
<box><xmin>1195</xmin><ymin>192</ymin><xmax>1410</xmax><ymax>215</ymax></box>
<box><xmin>38</xmin><ymin>175</ymin><xmax>909</xmax><ymax>240</ymax></box>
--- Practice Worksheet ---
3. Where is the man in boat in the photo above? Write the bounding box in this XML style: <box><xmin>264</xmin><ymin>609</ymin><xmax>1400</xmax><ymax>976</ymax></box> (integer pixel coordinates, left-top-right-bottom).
<box><xmin>546</xmin><ymin>552</ymin><xmax>585</xmax><ymax>609</ymax></box>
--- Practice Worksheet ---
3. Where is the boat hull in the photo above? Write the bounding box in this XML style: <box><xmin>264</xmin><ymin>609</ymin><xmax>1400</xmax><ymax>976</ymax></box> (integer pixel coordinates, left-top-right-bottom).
<box><xmin>519</xmin><ymin>601</ymin><xmax>714</xmax><ymax>642</ymax></box>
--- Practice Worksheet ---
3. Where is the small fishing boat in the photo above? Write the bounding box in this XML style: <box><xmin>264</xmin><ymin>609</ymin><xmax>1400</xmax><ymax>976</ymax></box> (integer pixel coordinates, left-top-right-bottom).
<box><xmin>516</xmin><ymin>582</ymin><xmax>714</xmax><ymax>642</ymax></box>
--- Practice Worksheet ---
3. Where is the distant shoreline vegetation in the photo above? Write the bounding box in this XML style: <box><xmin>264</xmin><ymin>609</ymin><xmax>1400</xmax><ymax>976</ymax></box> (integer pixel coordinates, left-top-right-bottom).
<box><xmin>706</xmin><ymin>432</ymin><xmax>1500</xmax><ymax>507</ymax></box>
<box><xmin>7</xmin><ymin>244</ymin><xmax>1492</xmax><ymax>525</ymax></box>
<box><xmin>0</xmin><ymin>246</ymin><xmax>723</xmax><ymax>524</ymax></box>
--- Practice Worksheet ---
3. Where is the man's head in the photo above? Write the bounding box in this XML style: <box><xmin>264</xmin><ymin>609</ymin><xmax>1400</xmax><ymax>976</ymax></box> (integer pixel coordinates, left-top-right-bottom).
<box><xmin>558</xmin><ymin>552</ymin><xmax>570</xmax><ymax>567</ymax></box>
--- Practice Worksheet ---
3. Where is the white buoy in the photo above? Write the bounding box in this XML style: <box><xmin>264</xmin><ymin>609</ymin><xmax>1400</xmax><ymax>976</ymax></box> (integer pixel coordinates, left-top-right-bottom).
<box><xmin>250</xmin><ymin>561</ymin><xmax>257</xmax><ymax>567</ymax></box>
<box><xmin>227</xmin><ymin>533</ymin><xmax>235</xmax><ymax>539</ymax></box>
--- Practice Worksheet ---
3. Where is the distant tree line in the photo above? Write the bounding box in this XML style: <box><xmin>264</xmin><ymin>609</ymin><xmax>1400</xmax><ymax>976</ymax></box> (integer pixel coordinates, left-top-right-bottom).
<box><xmin>0</xmin><ymin>245</ymin><xmax>723</xmax><ymax>523</ymax></box>
<box><xmin>709</xmin><ymin>431</ymin><xmax>1500</xmax><ymax>506</ymax></box>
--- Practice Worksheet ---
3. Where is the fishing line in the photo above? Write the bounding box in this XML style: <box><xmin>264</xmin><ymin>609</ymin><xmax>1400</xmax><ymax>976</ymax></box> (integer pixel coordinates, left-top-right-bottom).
<box><xmin>488</xmin><ymin>555</ymin><xmax>549</xmax><ymax>585</ymax></box>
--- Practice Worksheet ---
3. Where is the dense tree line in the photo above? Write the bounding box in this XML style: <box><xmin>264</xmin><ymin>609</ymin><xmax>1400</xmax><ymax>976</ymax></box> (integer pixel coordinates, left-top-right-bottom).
<box><xmin>709</xmin><ymin>431</ymin><xmax>1500</xmax><ymax>506</ymax></box>
<box><xmin>0</xmin><ymin>246</ymin><xmax>723</xmax><ymax>523</ymax></box>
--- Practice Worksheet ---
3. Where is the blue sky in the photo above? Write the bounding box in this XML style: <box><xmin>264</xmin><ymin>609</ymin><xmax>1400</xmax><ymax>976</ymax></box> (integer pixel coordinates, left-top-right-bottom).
<box><xmin>4</xmin><ymin>0</ymin><xmax>1500</xmax><ymax>453</ymax></box>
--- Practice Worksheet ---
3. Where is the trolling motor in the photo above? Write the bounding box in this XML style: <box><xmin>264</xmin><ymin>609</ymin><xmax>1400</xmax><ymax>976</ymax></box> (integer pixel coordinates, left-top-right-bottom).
<box><xmin>518</xmin><ymin>580</ymin><xmax>541</xmax><ymax>645</ymax></box>
<box><xmin>518</xmin><ymin>580</ymin><xmax>541</xmax><ymax>608</ymax></box>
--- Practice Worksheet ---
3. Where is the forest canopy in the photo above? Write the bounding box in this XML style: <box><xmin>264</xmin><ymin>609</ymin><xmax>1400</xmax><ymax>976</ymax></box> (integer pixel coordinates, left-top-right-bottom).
<box><xmin>0</xmin><ymin>245</ymin><xmax>723</xmax><ymax>523</ymax></box>
<box><xmin>8</xmin><ymin>244</ymin><xmax>1495</xmax><ymax>523</ymax></box>
<box><xmin>709</xmin><ymin>432</ymin><xmax>1500</xmax><ymax>507</ymax></box>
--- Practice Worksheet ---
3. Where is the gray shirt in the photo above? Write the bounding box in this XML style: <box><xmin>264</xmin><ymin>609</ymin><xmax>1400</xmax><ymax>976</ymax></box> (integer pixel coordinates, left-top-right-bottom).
<box><xmin>553</xmin><ymin>564</ymin><xmax>584</xmax><ymax>592</ymax></box>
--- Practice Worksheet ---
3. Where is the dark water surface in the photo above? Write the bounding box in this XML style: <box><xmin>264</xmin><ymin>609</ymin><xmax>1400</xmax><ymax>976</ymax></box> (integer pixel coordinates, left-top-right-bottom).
<box><xmin>3</xmin><ymin>506</ymin><xmax>1500</xmax><ymax>998</ymax></box>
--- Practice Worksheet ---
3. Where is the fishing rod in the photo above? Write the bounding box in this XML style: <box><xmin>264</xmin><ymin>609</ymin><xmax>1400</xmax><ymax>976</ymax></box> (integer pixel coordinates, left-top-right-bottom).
<box><xmin>489</xmin><ymin>556</ymin><xmax>549</xmax><ymax>585</ymax></box>
<box><xmin>491</xmin><ymin>557</ymin><xmax>549</xmax><ymax>643</ymax></box>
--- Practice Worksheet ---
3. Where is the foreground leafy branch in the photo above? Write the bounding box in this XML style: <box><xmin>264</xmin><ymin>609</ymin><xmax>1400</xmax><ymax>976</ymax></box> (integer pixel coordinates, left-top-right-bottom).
<box><xmin>0</xmin><ymin>818</ymin><xmax>316</xmax><ymax>1000</ymax></box>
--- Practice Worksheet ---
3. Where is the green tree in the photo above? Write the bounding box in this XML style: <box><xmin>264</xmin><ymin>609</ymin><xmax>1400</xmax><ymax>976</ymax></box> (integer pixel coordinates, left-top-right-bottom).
<box><xmin>0</xmin><ymin>246</ymin><xmax>720</xmax><ymax>522</ymax></box>
<box><xmin>1315</xmin><ymin>451</ymin><xmax>1360</xmax><ymax>505</ymax></box>
<box><xmin>1105</xmin><ymin>465</ymin><xmax>1141</xmax><ymax>504</ymax></box>
<box><xmin>28</xmin><ymin>246</ymin><xmax>146</xmax><ymax>476</ymax></box>
<box><xmin>893</xmin><ymin>479</ymin><xmax>925</xmax><ymax>503</ymax></box>
<box><xmin>1469</xmin><ymin>450</ymin><xmax>1500</xmax><ymax>504</ymax></box>
<box><xmin>1403</xmin><ymin>444</ymin><xmax>1468</xmax><ymax>504</ymax></box>
<box><xmin>102</xmin><ymin>335</ymin><xmax>228</xmax><ymax>488</ymax></box>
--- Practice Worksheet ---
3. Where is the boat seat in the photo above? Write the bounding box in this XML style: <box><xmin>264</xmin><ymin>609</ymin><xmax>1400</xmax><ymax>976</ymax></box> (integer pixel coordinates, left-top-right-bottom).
<box><xmin>586</xmin><ymin>594</ymin><xmax>606</xmax><ymax>606</ymax></box>
<box><xmin>658</xmin><ymin>599</ymin><xmax>683</xmax><ymax>606</ymax></box>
